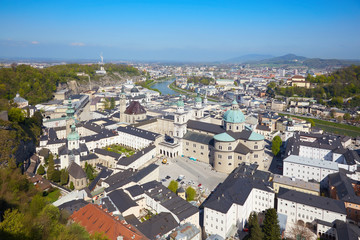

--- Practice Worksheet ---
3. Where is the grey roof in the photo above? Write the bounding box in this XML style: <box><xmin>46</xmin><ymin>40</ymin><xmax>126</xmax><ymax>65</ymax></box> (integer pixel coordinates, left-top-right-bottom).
<box><xmin>256</xmin><ymin>124</ymin><xmax>271</xmax><ymax>131</ymax></box>
<box><xmin>187</xmin><ymin>120</ymin><xmax>225</xmax><ymax>135</ymax></box>
<box><xmin>68</xmin><ymin>162</ymin><xmax>87</xmax><ymax>179</ymax></box>
<box><xmin>94</xmin><ymin>148</ymin><xmax>121</xmax><ymax>159</ymax></box>
<box><xmin>124</xmin><ymin>214</ymin><xmax>142</xmax><ymax>228</ymax></box>
<box><xmin>88</xmin><ymin>168</ymin><xmax>113</xmax><ymax>191</ymax></box>
<box><xmin>125</xmin><ymin>184</ymin><xmax>144</xmax><ymax>197</ymax></box>
<box><xmin>108</xmin><ymin>189</ymin><xmax>138</xmax><ymax>212</ymax></box>
<box><xmin>202</xmin><ymin>164</ymin><xmax>272</xmax><ymax>213</ymax></box>
<box><xmin>80</xmin><ymin>153</ymin><xmax>98</xmax><ymax>162</ymax></box>
<box><xmin>137</xmin><ymin>212</ymin><xmax>178</xmax><ymax>239</ymax></box>
<box><xmin>278</xmin><ymin>188</ymin><xmax>346</xmax><ymax>214</ymax></box>
<box><xmin>104</xmin><ymin>164</ymin><xmax>159</xmax><ymax>192</ymax></box>
<box><xmin>101</xmin><ymin>197</ymin><xmax>117</xmax><ymax>212</ymax></box>
<box><xmin>328</xmin><ymin>171</ymin><xmax>360</xmax><ymax>204</ymax></box>
<box><xmin>183</xmin><ymin>131</ymin><xmax>214</xmax><ymax>146</ymax></box>
<box><xmin>117</xmin><ymin>126</ymin><xmax>160</xmax><ymax>141</ymax></box>
<box><xmin>117</xmin><ymin>145</ymin><xmax>156</xmax><ymax>167</ymax></box>
<box><xmin>58</xmin><ymin>144</ymin><xmax>80</xmax><ymax>157</ymax></box>
<box><xmin>141</xmin><ymin>180</ymin><xmax>198</xmax><ymax>222</ymax></box>
<box><xmin>234</xmin><ymin>142</ymin><xmax>251</xmax><ymax>155</ymax></box>
<box><xmin>57</xmin><ymin>199</ymin><xmax>88</xmax><ymax>215</ymax></box>
<box><xmin>334</xmin><ymin>219</ymin><xmax>360</xmax><ymax>240</ymax></box>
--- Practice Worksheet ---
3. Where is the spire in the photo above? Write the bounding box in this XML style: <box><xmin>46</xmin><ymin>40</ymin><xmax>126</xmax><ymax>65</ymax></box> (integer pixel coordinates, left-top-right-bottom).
<box><xmin>66</xmin><ymin>98</ymin><xmax>75</xmax><ymax>118</ymax></box>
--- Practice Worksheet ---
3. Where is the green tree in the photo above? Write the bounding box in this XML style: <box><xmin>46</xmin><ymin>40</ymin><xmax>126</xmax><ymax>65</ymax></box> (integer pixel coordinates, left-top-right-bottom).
<box><xmin>248</xmin><ymin>212</ymin><xmax>263</xmax><ymax>240</ymax></box>
<box><xmin>8</xmin><ymin>108</ymin><xmax>25</xmax><ymax>122</ymax></box>
<box><xmin>51</xmin><ymin>170</ymin><xmax>61</xmax><ymax>182</ymax></box>
<box><xmin>308</xmin><ymin>119</ymin><xmax>315</xmax><ymax>127</ymax></box>
<box><xmin>168</xmin><ymin>180</ymin><xmax>178</xmax><ymax>193</ymax></box>
<box><xmin>60</xmin><ymin>169</ymin><xmax>69</xmax><ymax>186</ymax></box>
<box><xmin>85</xmin><ymin>163</ymin><xmax>95</xmax><ymax>180</ymax></box>
<box><xmin>103</xmin><ymin>98</ymin><xmax>110</xmax><ymax>110</ymax></box>
<box><xmin>37</xmin><ymin>164</ymin><xmax>45</xmax><ymax>175</ymax></box>
<box><xmin>110</xmin><ymin>97</ymin><xmax>115</xmax><ymax>109</ymax></box>
<box><xmin>271</xmin><ymin>136</ymin><xmax>282</xmax><ymax>156</ymax></box>
<box><xmin>0</xmin><ymin>209</ymin><xmax>27</xmax><ymax>239</ymax></box>
<box><xmin>263</xmin><ymin>208</ymin><xmax>281</xmax><ymax>240</ymax></box>
<box><xmin>186</xmin><ymin>187</ymin><xmax>196</xmax><ymax>201</ymax></box>
<box><xmin>29</xmin><ymin>194</ymin><xmax>46</xmax><ymax>217</ymax></box>
<box><xmin>343</xmin><ymin>113</ymin><xmax>351</xmax><ymax>121</ymax></box>
<box><xmin>268</xmin><ymin>82</ymin><xmax>276</xmax><ymax>89</ymax></box>
<box><xmin>70</xmin><ymin>181</ymin><xmax>75</xmax><ymax>190</ymax></box>
<box><xmin>47</xmin><ymin>154</ymin><xmax>55</xmax><ymax>180</ymax></box>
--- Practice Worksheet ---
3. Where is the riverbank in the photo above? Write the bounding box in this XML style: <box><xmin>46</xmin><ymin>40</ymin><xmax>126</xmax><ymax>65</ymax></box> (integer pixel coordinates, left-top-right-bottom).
<box><xmin>169</xmin><ymin>81</ymin><xmax>219</xmax><ymax>102</ymax></box>
<box><xmin>279</xmin><ymin>113</ymin><xmax>360</xmax><ymax>137</ymax></box>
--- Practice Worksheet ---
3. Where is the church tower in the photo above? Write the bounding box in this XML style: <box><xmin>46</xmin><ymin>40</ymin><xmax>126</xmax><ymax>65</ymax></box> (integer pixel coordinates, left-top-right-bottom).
<box><xmin>119</xmin><ymin>86</ymin><xmax>127</xmax><ymax>123</ymax></box>
<box><xmin>65</xmin><ymin>98</ymin><xmax>75</xmax><ymax>136</ymax></box>
<box><xmin>173</xmin><ymin>95</ymin><xmax>187</xmax><ymax>142</ymax></box>
<box><xmin>193</xmin><ymin>92</ymin><xmax>204</xmax><ymax>120</ymax></box>
<box><xmin>67</xmin><ymin>124</ymin><xmax>80</xmax><ymax>151</ymax></box>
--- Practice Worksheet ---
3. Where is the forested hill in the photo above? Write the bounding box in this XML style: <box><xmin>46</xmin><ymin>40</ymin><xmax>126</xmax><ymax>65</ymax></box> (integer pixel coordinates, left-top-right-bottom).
<box><xmin>0</xmin><ymin>63</ymin><xmax>142</xmax><ymax>106</ymax></box>
<box><xmin>272</xmin><ymin>65</ymin><xmax>360</xmax><ymax>109</ymax></box>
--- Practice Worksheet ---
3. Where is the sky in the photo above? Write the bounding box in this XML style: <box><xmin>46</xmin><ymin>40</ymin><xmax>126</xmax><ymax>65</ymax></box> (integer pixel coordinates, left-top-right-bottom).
<box><xmin>1</xmin><ymin>0</ymin><xmax>360</xmax><ymax>62</ymax></box>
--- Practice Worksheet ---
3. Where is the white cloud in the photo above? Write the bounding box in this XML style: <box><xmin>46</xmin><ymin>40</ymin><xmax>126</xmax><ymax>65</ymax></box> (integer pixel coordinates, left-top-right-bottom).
<box><xmin>70</xmin><ymin>42</ymin><xmax>85</xmax><ymax>46</ymax></box>
<box><xmin>31</xmin><ymin>41</ymin><xmax>39</xmax><ymax>44</ymax></box>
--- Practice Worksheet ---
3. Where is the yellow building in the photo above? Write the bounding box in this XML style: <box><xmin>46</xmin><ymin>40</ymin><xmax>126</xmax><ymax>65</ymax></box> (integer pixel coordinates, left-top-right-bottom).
<box><xmin>273</xmin><ymin>174</ymin><xmax>320</xmax><ymax>196</ymax></box>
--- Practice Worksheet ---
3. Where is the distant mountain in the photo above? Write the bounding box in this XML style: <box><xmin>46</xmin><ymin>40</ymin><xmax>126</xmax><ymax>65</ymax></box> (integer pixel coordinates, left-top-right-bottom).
<box><xmin>223</xmin><ymin>54</ymin><xmax>274</xmax><ymax>63</ymax></box>
<box><xmin>247</xmin><ymin>54</ymin><xmax>360</xmax><ymax>68</ymax></box>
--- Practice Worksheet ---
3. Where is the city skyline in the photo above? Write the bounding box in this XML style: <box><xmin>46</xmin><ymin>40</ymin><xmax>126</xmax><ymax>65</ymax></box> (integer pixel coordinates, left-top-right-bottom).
<box><xmin>1</xmin><ymin>0</ymin><xmax>360</xmax><ymax>61</ymax></box>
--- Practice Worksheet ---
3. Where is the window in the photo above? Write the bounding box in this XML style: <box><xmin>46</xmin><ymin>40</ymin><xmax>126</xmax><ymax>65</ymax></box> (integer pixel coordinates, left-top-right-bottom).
<box><xmin>254</xmin><ymin>145</ymin><xmax>258</xmax><ymax>149</ymax></box>
<box><xmin>201</xmin><ymin>146</ymin><xmax>204</xmax><ymax>149</ymax></box>
<box><xmin>218</xmin><ymin>162</ymin><xmax>221</xmax><ymax>165</ymax></box>
<box><xmin>193</xmin><ymin>144</ymin><xmax>196</xmax><ymax>147</ymax></box>
<box><xmin>186</xmin><ymin>142</ymin><xmax>189</xmax><ymax>146</ymax></box>
<box><xmin>218</xmin><ymin>154</ymin><xmax>222</xmax><ymax>159</ymax></box>
<box><xmin>228</xmin><ymin>156</ymin><xmax>232</xmax><ymax>159</ymax></box>
<box><xmin>238</xmin><ymin>156</ymin><xmax>242</xmax><ymax>160</ymax></box>
<box><xmin>254</xmin><ymin>154</ymin><xmax>258</xmax><ymax>158</ymax></box>
<box><xmin>228</xmin><ymin>163</ymin><xmax>232</xmax><ymax>165</ymax></box>
<box><xmin>228</xmin><ymin>146</ymin><xmax>232</xmax><ymax>150</ymax></box>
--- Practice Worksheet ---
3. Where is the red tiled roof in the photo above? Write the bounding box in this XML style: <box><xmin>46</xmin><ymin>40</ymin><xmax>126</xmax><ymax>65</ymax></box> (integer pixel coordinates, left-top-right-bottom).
<box><xmin>291</xmin><ymin>75</ymin><xmax>305</xmax><ymax>79</ymax></box>
<box><xmin>124</xmin><ymin>101</ymin><xmax>146</xmax><ymax>115</ymax></box>
<box><xmin>71</xmin><ymin>204</ymin><xmax>147</xmax><ymax>240</ymax></box>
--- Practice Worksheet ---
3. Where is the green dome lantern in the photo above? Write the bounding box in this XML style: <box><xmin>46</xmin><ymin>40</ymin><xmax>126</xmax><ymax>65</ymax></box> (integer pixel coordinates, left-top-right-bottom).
<box><xmin>177</xmin><ymin>95</ymin><xmax>184</xmax><ymax>107</ymax></box>
<box><xmin>67</xmin><ymin>124</ymin><xmax>79</xmax><ymax>141</ymax></box>
<box><xmin>195</xmin><ymin>93</ymin><xmax>202</xmax><ymax>103</ymax></box>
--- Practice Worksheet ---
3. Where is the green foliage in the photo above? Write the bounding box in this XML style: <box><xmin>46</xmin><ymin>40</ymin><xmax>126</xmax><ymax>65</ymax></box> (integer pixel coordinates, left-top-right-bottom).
<box><xmin>343</xmin><ymin>113</ymin><xmax>351</xmax><ymax>120</ymax></box>
<box><xmin>248</xmin><ymin>212</ymin><xmax>263</xmax><ymax>240</ymax></box>
<box><xmin>271</xmin><ymin>136</ymin><xmax>282</xmax><ymax>156</ymax></box>
<box><xmin>51</xmin><ymin>170</ymin><xmax>61</xmax><ymax>182</ymax></box>
<box><xmin>187</xmin><ymin>76</ymin><xmax>214</xmax><ymax>85</ymax></box>
<box><xmin>30</xmin><ymin>194</ymin><xmax>46</xmax><ymax>217</ymax></box>
<box><xmin>0</xmin><ymin>166</ymin><xmax>102</xmax><ymax>240</ymax></box>
<box><xmin>0</xmin><ymin>63</ymin><xmax>140</xmax><ymax>106</ymax></box>
<box><xmin>37</xmin><ymin>164</ymin><xmax>45</xmax><ymax>175</ymax></box>
<box><xmin>47</xmin><ymin>154</ymin><xmax>55</xmax><ymax>180</ymax></box>
<box><xmin>186</xmin><ymin>187</ymin><xmax>196</xmax><ymax>201</ymax></box>
<box><xmin>8</xmin><ymin>108</ymin><xmax>26</xmax><ymax>122</ymax></box>
<box><xmin>110</xmin><ymin>97</ymin><xmax>115</xmax><ymax>110</ymax></box>
<box><xmin>276</xmin><ymin>66</ymin><xmax>360</xmax><ymax>109</ymax></box>
<box><xmin>104</xmin><ymin>144</ymin><xmax>134</xmax><ymax>157</ymax></box>
<box><xmin>60</xmin><ymin>169</ymin><xmax>69</xmax><ymax>185</ymax></box>
<box><xmin>263</xmin><ymin>208</ymin><xmax>281</xmax><ymax>240</ymax></box>
<box><xmin>85</xmin><ymin>163</ymin><xmax>95</xmax><ymax>181</ymax></box>
<box><xmin>70</xmin><ymin>181</ymin><xmax>75</xmax><ymax>190</ymax></box>
<box><xmin>0</xmin><ymin>209</ymin><xmax>27</xmax><ymax>240</ymax></box>
<box><xmin>268</xmin><ymin>81</ymin><xmax>276</xmax><ymax>89</ymax></box>
<box><xmin>168</xmin><ymin>180</ymin><xmax>178</xmax><ymax>193</ymax></box>
<box><xmin>308</xmin><ymin>119</ymin><xmax>315</xmax><ymax>127</ymax></box>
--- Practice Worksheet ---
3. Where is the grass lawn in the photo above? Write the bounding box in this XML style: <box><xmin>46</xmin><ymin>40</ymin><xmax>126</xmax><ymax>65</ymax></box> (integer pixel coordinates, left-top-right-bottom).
<box><xmin>280</xmin><ymin>113</ymin><xmax>360</xmax><ymax>137</ymax></box>
<box><xmin>104</xmin><ymin>144</ymin><xmax>135</xmax><ymax>157</ymax></box>
<box><xmin>44</xmin><ymin>188</ymin><xmax>61</xmax><ymax>203</ymax></box>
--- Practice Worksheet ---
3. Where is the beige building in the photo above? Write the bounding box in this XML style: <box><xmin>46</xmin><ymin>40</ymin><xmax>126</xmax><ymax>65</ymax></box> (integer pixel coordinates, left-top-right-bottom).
<box><xmin>273</xmin><ymin>174</ymin><xmax>320</xmax><ymax>196</ymax></box>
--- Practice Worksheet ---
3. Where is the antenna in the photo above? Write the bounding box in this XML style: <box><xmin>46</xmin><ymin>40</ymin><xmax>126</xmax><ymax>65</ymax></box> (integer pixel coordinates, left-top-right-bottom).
<box><xmin>100</xmin><ymin>52</ymin><xmax>104</xmax><ymax>64</ymax></box>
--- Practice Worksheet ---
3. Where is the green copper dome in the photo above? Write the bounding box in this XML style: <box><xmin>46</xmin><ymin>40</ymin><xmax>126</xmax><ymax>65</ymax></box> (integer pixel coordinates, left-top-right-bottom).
<box><xmin>195</xmin><ymin>93</ymin><xmax>202</xmax><ymax>103</ymax></box>
<box><xmin>223</xmin><ymin>109</ymin><xmax>245</xmax><ymax>123</ymax></box>
<box><xmin>248</xmin><ymin>131</ymin><xmax>264</xmax><ymax>141</ymax></box>
<box><xmin>177</xmin><ymin>95</ymin><xmax>184</xmax><ymax>107</ymax></box>
<box><xmin>67</xmin><ymin>124</ymin><xmax>79</xmax><ymax>141</ymax></box>
<box><xmin>214</xmin><ymin>132</ymin><xmax>236</xmax><ymax>142</ymax></box>
<box><xmin>66</xmin><ymin>98</ymin><xmax>75</xmax><ymax>117</ymax></box>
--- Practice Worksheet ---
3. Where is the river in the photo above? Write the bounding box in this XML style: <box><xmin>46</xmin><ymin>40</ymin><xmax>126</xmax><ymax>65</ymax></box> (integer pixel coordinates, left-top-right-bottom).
<box><xmin>151</xmin><ymin>78</ymin><xmax>177</xmax><ymax>95</ymax></box>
